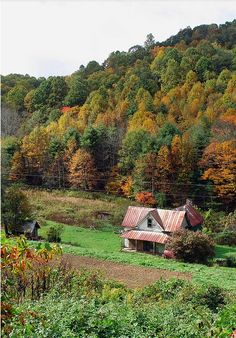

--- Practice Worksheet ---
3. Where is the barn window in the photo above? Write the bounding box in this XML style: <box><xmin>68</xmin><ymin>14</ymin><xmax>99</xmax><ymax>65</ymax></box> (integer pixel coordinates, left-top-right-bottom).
<box><xmin>147</xmin><ymin>218</ymin><xmax>152</xmax><ymax>228</ymax></box>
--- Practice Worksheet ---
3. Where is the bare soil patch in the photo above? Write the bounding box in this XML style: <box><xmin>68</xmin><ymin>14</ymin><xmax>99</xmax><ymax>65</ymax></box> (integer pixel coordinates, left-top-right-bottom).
<box><xmin>62</xmin><ymin>254</ymin><xmax>192</xmax><ymax>288</ymax></box>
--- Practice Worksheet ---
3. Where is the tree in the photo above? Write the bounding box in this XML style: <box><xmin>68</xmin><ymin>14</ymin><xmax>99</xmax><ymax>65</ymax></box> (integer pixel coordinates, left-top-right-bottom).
<box><xmin>11</xmin><ymin>126</ymin><xmax>50</xmax><ymax>185</ymax></box>
<box><xmin>2</xmin><ymin>185</ymin><xmax>32</xmax><ymax>235</ymax></box>
<box><xmin>69</xmin><ymin>149</ymin><xmax>98</xmax><ymax>190</ymax></box>
<box><xmin>64</xmin><ymin>75</ymin><xmax>88</xmax><ymax>106</ymax></box>
<box><xmin>31</xmin><ymin>77</ymin><xmax>68</xmax><ymax>110</ymax></box>
<box><xmin>201</xmin><ymin>140</ymin><xmax>236</xmax><ymax>204</ymax></box>
<box><xmin>1</xmin><ymin>104</ymin><xmax>21</xmax><ymax>137</ymax></box>
<box><xmin>132</xmin><ymin>152</ymin><xmax>157</xmax><ymax>193</ymax></box>
<box><xmin>135</xmin><ymin>191</ymin><xmax>156</xmax><ymax>207</ymax></box>
<box><xmin>161</xmin><ymin>59</ymin><xmax>181</xmax><ymax>92</ymax></box>
<box><xmin>166</xmin><ymin>229</ymin><xmax>215</xmax><ymax>264</ymax></box>
<box><xmin>119</xmin><ymin>130</ymin><xmax>154</xmax><ymax>174</ymax></box>
<box><xmin>144</xmin><ymin>33</ymin><xmax>155</xmax><ymax>50</ymax></box>
<box><xmin>195</xmin><ymin>56</ymin><xmax>214</xmax><ymax>79</ymax></box>
<box><xmin>156</xmin><ymin>122</ymin><xmax>181</xmax><ymax>149</ymax></box>
<box><xmin>155</xmin><ymin>145</ymin><xmax>174</xmax><ymax>198</ymax></box>
<box><xmin>6</xmin><ymin>85</ymin><xmax>28</xmax><ymax>112</ymax></box>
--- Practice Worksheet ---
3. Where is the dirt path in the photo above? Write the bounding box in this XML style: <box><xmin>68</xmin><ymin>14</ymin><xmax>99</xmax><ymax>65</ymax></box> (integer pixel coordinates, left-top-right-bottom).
<box><xmin>62</xmin><ymin>254</ymin><xmax>192</xmax><ymax>288</ymax></box>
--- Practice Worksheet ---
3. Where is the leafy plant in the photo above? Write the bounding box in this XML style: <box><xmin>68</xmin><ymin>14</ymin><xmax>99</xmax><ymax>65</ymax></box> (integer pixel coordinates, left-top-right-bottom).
<box><xmin>166</xmin><ymin>229</ymin><xmax>215</xmax><ymax>264</ymax></box>
<box><xmin>46</xmin><ymin>223</ymin><xmax>64</xmax><ymax>242</ymax></box>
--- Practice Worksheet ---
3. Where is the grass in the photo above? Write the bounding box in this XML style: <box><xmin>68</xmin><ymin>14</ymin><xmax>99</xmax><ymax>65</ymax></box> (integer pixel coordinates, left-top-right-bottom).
<box><xmin>25</xmin><ymin>188</ymin><xmax>138</xmax><ymax>230</ymax></box>
<box><xmin>39</xmin><ymin>220</ymin><xmax>121</xmax><ymax>252</ymax></box>
<box><xmin>215</xmin><ymin>244</ymin><xmax>236</xmax><ymax>258</ymax></box>
<box><xmin>39</xmin><ymin>220</ymin><xmax>236</xmax><ymax>292</ymax></box>
<box><xmin>4</xmin><ymin>187</ymin><xmax>236</xmax><ymax>292</ymax></box>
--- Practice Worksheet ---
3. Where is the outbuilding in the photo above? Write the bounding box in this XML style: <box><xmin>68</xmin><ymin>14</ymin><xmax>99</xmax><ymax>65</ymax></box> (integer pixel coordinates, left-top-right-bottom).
<box><xmin>22</xmin><ymin>220</ymin><xmax>41</xmax><ymax>239</ymax></box>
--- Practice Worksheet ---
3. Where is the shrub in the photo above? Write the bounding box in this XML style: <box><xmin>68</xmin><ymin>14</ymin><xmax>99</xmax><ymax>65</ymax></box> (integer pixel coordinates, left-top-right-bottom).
<box><xmin>46</xmin><ymin>223</ymin><xmax>64</xmax><ymax>242</ymax></box>
<box><xmin>166</xmin><ymin>229</ymin><xmax>215</xmax><ymax>264</ymax></box>
<box><xmin>225</xmin><ymin>254</ymin><xmax>236</xmax><ymax>267</ymax></box>
<box><xmin>214</xmin><ymin>230</ymin><xmax>236</xmax><ymax>246</ymax></box>
<box><xmin>200</xmin><ymin>285</ymin><xmax>226</xmax><ymax>312</ymax></box>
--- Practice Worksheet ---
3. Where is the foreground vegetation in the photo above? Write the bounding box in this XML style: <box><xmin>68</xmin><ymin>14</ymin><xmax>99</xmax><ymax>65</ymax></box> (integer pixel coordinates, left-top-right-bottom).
<box><xmin>2</xmin><ymin>237</ymin><xmax>236</xmax><ymax>338</ymax></box>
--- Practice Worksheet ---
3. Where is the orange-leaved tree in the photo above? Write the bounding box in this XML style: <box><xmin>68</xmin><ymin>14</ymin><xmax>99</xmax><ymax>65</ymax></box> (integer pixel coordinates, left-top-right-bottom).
<box><xmin>201</xmin><ymin>140</ymin><xmax>236</xmax><ymax>203</ymax></box>
<box><xmin>69</xmin><ymin>149</ymin><xmax>98</xmax><ymax>190</ymax></box>
<box><xmin>135</xmin><ymin>191</ymin><xmax>157</xmax><ymax>207</ymax></box>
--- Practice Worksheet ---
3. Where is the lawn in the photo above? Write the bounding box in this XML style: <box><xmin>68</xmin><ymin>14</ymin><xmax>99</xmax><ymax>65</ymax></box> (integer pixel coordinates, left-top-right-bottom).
<box><xmin>215</xmin><ymin>244</ymin><xmax>236</xmax><ymax>258</ymax></box>
<box><xmin>39</xmin><ymin>220</ymin><xmax>121</xmax><ymax>252</ymax></box>
<box><xmin>39</xmin><ymin>220</ymin><xmax>236</xmax><ymax>292</ymax></box>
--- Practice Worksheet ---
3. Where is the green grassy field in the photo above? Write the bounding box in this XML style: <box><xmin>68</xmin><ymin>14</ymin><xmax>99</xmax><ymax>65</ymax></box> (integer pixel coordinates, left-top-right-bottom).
<box><xmin>39</xmin><ymin>220</ymin><xmax>121</xmax><ymax>252</ymax></box>
<box><xmin>4</xmin><ymin>188</ymin><xmax>236</xmax><ymax>292</ymax></box>
<box><xmin>39</xmin><ymin>220</ymin><xmax>236</xmax><ymax>292</ymax></box>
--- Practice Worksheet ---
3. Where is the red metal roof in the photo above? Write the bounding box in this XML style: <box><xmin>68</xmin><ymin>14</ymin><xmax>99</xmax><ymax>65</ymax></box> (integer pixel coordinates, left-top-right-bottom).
<box><xmin>175</xmin><ymin>202</ymin><xmax>204</xmax><ymax>227</ymax></box>
<box><xmin>121</xmin><ymin>230</ymin><xmax>169</xmax><ymax>244</ymax></box>
<box><xmin>121</xmin><ymin>206</ymin><xmax>163</xmax><ymax>228</ymax></box>
<box><xmin>157</xmin><ymin>209</ymin><xmax>186</xmax><ymax>232</ymax></box>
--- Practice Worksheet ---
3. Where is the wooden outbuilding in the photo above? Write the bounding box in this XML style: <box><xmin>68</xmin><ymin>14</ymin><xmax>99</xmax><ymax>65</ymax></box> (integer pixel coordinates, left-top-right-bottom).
<box><xmin>22</xmin><ymin>220</ymin><xmax>41</xmax><ymax>239</ymax></box>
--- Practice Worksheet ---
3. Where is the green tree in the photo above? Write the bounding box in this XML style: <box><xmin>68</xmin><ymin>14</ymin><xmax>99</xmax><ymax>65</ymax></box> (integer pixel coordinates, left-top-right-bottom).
<box><xmin>6</xmin><ymin>85</ymin><xmax>28</xmax><ymax>112</ymax></box>
<box><xmin>156</xmin><ymin>122</ymin><xmax>181</xmax><ymax>149</ymax></box>
<box><xmin>64</xmin><ymin>76</ymin><xmax>89</xmax><ymax>106</ymax></box>
<box><xmin>161</xmin><ymin>59</ymin><xmax>181</xmax><ymax>92</ymax></box>
<box><xmin>119</xmin><ymin>130</ymin><xmax>155</xmax><ymax>174</ymax></box>
<box><xmin>144</xmin><ymin>33</ymin><xmax>155</xmax><ymax>50</ymax></box>
<box><xmin>2</xmin><ymin>185</ymin><xmax>32</xmax><ymax>235</ymax></box>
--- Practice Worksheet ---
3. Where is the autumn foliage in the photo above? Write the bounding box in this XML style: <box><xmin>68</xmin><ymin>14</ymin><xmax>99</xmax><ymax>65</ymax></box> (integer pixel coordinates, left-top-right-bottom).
<box><xmin>2</xmin><ymin>21</ymin><xmax>236</xmax><ymax>209</ymax></box>
<box><xmin>69</xmin><ymin>149</ymin><xmax>98</xmax><ymax>190</ymax></box>
<box><xmin>135</xmin><ymin>191</ymin><xmax>157</xmax><ymax>206</ymax></box>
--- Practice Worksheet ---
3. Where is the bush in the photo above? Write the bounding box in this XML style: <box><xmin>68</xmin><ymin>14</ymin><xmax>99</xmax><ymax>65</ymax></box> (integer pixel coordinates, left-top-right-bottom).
<box><xmin>225</xmin><ymin>254</ymin><xmax>236</xmax><ymax>267</ymax></box>
<box><xmin>214</xmin><ymin>230</ymin><xmax>236</xmax><ymax>246</ymax></box>
<box><xmin>200</xmin><ymin>285</ymin><xmax>226</xmax><ymax>312</ymax></box>
<box><xmin>46</xmin><ymin>224</ymin><xmax>64</xmax><ymax>243</ymax></box>
<box><xmin>166</xmin><ymin>229</ymin><xmax>215</xmax><ymax>264</ymax></box>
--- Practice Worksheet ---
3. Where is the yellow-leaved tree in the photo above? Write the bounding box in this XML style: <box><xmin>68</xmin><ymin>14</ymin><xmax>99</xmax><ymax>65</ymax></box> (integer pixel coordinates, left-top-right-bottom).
<box><xmin>201</xmin><ymin>140</ymin><xmax>236</xmax><ymax>203</ymax></box>
<box><xmin>69</xmin><ymin>149</ymin><xmax>98</xmax><ymax>190</ymax></box>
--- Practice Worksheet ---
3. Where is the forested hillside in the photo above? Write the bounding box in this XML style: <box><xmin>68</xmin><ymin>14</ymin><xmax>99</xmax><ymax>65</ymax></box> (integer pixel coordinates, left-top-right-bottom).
<box><xmin>1</xmin><ymin>20</ymin><xmax>236</xmax><ymax>210</ymax></box>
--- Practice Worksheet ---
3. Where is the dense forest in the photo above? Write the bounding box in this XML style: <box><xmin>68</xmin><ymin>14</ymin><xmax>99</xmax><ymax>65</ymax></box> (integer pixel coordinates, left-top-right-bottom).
<box><xmin>1</xmin><ymin>20</ymin><xmax>236</xmax><ymax>210</ymax></box>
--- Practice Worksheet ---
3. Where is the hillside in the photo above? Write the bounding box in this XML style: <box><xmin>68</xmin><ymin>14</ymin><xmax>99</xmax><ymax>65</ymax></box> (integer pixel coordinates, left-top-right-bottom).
<box><xmin>1</xmin><ymin>20</ymin><xmax>236</xmax><ymax>210</ymax></box>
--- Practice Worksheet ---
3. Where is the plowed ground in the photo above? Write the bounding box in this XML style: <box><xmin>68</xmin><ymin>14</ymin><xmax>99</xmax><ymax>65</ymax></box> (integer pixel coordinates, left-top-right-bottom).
<box><xmin>62</xmin><ymin>254</ymin><xmax>192</xmax><ymax>288</ymax></box>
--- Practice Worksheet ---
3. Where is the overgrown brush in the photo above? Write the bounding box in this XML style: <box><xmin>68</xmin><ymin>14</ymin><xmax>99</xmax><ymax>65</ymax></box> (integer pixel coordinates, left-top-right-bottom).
<box><xmin>1</xmin><ymin>236</ymin><xmax>236</xmax><ymax>338</ymax></box>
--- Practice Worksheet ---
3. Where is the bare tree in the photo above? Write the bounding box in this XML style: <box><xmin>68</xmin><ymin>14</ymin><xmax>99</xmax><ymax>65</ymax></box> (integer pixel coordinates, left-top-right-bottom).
<box><xmin>1</xmin><ymin>104</ymin><xmax>22</xmax><ymax>137</ymax></box>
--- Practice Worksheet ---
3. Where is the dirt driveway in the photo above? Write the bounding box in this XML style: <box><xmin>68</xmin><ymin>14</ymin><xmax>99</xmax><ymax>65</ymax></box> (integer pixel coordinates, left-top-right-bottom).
<box><xmin>62</xmin><ymin>254</ymin><xmax>191</xmax><ymax>288</ymax></box>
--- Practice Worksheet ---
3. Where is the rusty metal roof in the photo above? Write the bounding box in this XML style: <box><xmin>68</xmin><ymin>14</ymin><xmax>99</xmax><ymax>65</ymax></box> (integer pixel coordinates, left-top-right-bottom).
<box><xmin>157</xmin><ymin>209</ymin><xmax>186</xmax><ymax>232</ymax></box>
<box><xmin>121</xmin><ymin>206</ymin><xmax>163</xmax><ymax>228</ymax></box>
<box><xmin>121</xmin><ymin>230</ymin><xmax>169</xmax><ymax>244</ymax></box>
<box><xmin>175</xmin><ymin>202</ymin><xmax>204</xmax><ymax>227</ymax></box>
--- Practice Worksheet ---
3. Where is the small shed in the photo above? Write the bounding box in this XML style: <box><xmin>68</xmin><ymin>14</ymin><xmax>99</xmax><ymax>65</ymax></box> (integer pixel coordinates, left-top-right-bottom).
<box><xmin>22</xmin><ymin>220</ymin><xmax>41</xmax><ymax>239</ymax></box>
